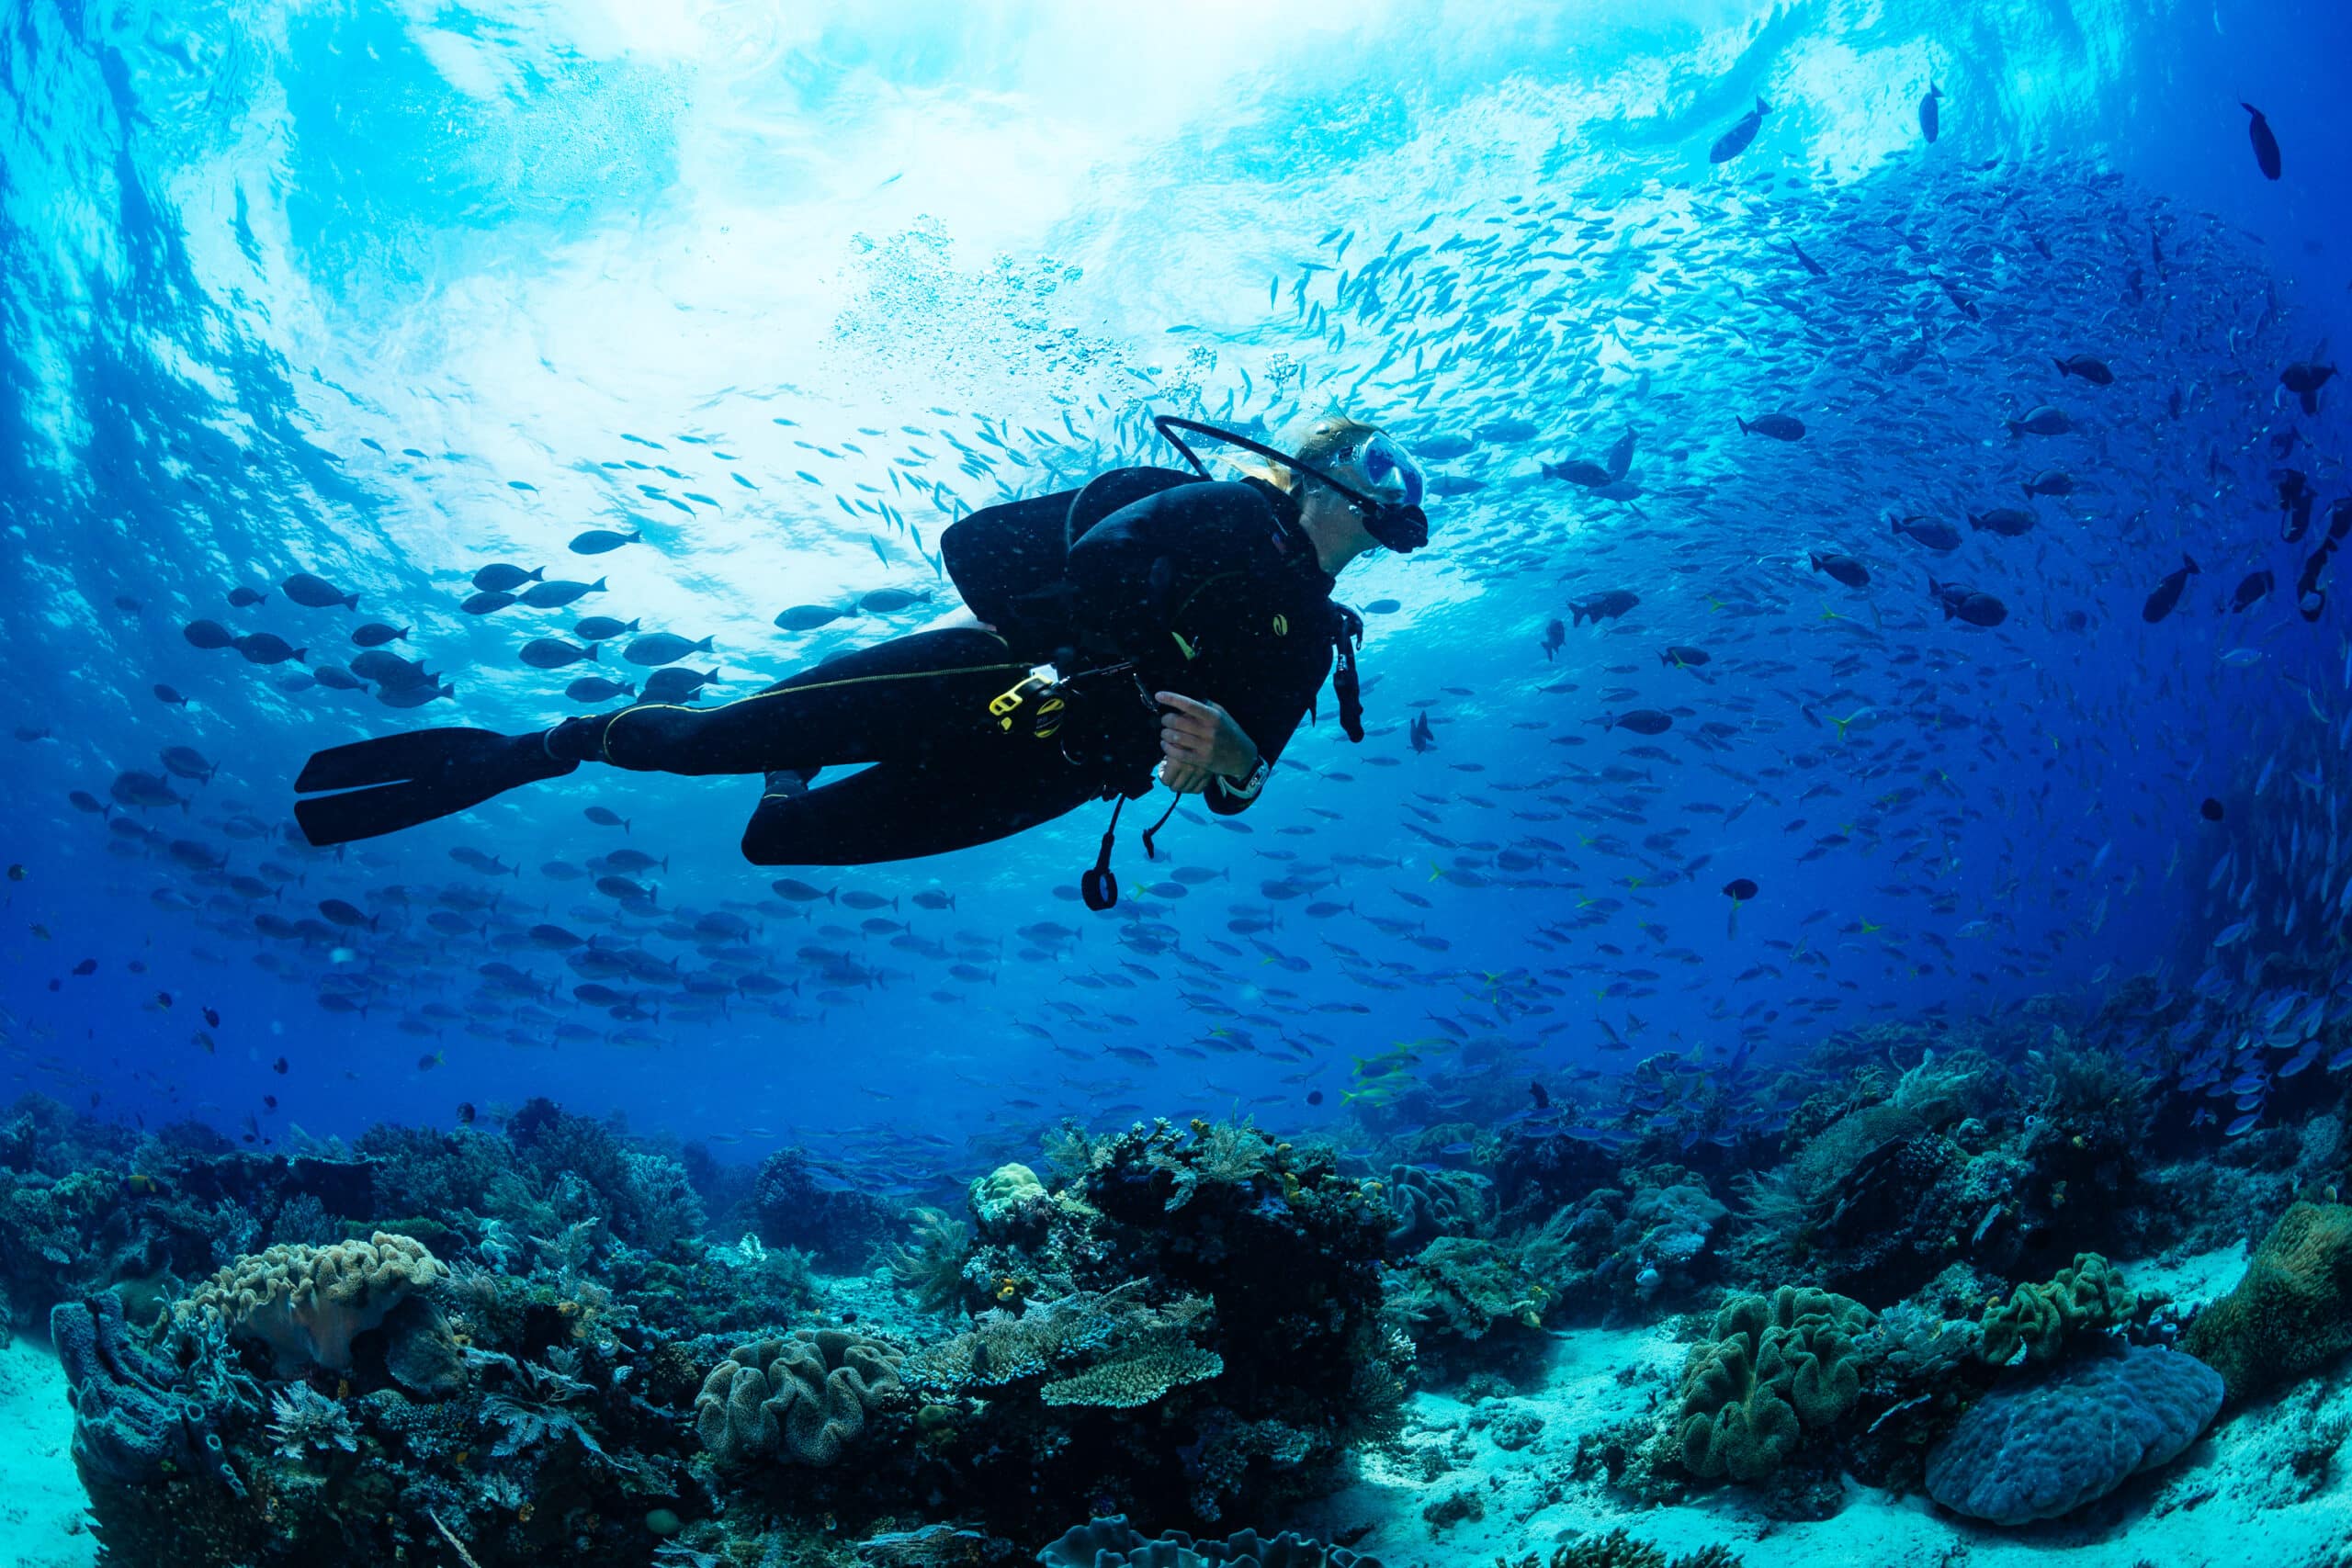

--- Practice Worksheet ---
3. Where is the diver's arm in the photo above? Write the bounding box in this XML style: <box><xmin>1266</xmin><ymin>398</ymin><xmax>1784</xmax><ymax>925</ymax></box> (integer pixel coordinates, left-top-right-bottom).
<box><xmin>1154</xmin><ymin>693</ymin><xmax>1260</xmax><ymax>795</ymax></box>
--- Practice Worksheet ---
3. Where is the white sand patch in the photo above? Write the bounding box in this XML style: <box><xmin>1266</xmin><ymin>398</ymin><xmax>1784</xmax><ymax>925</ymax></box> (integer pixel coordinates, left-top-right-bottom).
<box><xmin>0</xmin><ymin>1338</ymin><xmax>97</xmax><ymax>1568</ymax></box>
<box><xmin>1288</xmin><ymin>1247</ymin><xmax>2349</xmax><ymax>1568</ymax></box>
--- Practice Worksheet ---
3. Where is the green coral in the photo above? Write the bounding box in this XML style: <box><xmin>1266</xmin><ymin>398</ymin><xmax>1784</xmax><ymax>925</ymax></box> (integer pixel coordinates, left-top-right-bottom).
<box><xmin>693</xmin><ymin>1327</ymin><xmax>904</xmax><ymax>1466</ymax></box>
<box><xmin>1499</xmin><ymin>1528</ymin><xmax>1744</xmax><ymax>1568</ymax></box>
<box><xmin>2183</xmin><ymin>1200</ymin><xmax>2352</xmax><ymax>1404</ymax></box>
<box><xmin>1392</xmin><ymin>1237</ymin><xmax>1545</xmax><ymax>1339</ymax></box>
<box><xmin>968</xmin><ymin>1162</ymin><xmax>1046</xmax><ymax>1236</ymax></box>
<box><xmin>1978</xmin><ymin>1252</ymin><xmax>2138</xmax><ymax>1366</ymax></box>
<box><xmin>1673</xmin><ymin>1285</ymin><xmax>1870</xmax><ymax>1483</ymax></box>
<box><xmin>1039</xmin><ymin>1341</ymin><xmax>1224</xmax><ymax>1407</ymax></box>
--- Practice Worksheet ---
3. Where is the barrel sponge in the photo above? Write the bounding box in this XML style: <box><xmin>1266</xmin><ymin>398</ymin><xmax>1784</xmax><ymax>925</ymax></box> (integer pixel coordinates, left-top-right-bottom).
<box><xmin>695</xmin><ymin>1327</ymin><xmax>903</xmax><ymax>1466</ymax></box>
<box><xmin>1674</xmin><ymin>1285</ymin><xmax>1869</xmax><ymax>1482</ymax></box>
<box><xmin>2181</xmin><ymin>1200</ymin><xmax>2352</xmax><ymax>1403</ymax></box>
<box><xmin>179</xmin><ymin>1231</ymin><xmax>448</xmax><ymax>1375</ymax></box>
<box><xmin>1979</xmin><ymin>1252</ymin><xmax>2138</xmax><ymax>1367</ymax></box>
<box><xmin>1925</xmin><ymin>1345</ymin><xmax>2222</xmax><ymax>1524</ymax></box>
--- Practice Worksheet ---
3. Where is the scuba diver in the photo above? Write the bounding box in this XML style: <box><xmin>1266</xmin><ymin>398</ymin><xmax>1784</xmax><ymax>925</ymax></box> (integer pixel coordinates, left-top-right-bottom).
<box><xmin>292</xmin><ymin>413</ymin><xmax>1430</xmax><ymax>908</ymax></box>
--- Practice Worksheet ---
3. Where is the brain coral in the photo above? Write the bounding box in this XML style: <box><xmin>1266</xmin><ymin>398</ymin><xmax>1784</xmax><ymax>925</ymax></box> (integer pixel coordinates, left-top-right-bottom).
<box><xmin>1924</xmin><ymin>1345</ymin><xmax>2222</xmax><ymax>1524</ymax></box>
<box><xmin>1674</xmin><ymin>1285</ymin><xmax>1870</xmax><ymax>1482</ymax></box>
<box><xmin>1979</xmin><ymin>1252</ymin><xmax>2138</xmax><ymax>1367</ymax></box>
<box><xmin>695</xmin><ymin>1327</ymin><xmax>903</xmax><ymax>1466</ymax></box>
<box><xmin>2181</xmin><ymin>1200</ymin><xmax>2352</xmax><ymax>1403</ymax></box>
<box><xmin>178</xmin><ymin>1231</ymin><xmax>447</xmax><ymax>1374</ymax></box>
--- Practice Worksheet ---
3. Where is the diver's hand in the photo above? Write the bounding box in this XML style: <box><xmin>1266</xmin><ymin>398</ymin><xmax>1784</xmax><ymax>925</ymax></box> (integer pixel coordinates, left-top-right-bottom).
<box><xmin>1155</xmin><ymin>692</ymin><xmax>1258</xmax><ymax>791</ymax></box>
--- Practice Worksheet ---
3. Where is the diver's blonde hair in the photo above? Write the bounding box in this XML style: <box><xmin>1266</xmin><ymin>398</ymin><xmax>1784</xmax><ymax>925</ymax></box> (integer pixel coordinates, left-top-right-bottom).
<box><xmin>1227</xmin><ymin>411</ymin><xmax>1379</xmax><ymax>493</ymax></box>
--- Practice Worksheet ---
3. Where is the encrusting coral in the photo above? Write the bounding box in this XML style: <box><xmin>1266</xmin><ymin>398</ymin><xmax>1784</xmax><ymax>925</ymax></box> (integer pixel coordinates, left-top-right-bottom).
<box><xmin>694</xmin><ymin>1327</ymin><xmax>904</xmax><ymax>1466</ymax></box>
<box><xmin>176</xmin><ymin>1230</ymin><xmax>448</xmax><ymax>1374</ymax></box>
<box><xmin>2181</xmin><ymin>1199</ymin><xmax>2352</xmax><ymax>1403</ymax></box>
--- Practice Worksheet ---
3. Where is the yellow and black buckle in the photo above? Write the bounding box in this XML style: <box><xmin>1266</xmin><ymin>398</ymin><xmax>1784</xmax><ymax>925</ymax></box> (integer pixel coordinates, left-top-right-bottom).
<box><xmin>990</xmin><ymin>668</ymin><xmax>1068</xmax><ymax>739</ymax></box>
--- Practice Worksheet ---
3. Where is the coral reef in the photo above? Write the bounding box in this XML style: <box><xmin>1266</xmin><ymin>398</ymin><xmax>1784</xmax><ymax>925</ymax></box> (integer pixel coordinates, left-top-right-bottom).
<box><xmin>2181</xmin><ymin>1199</ymin><xmax>2352</xmax><ymax>1403</ymax></box>
<box><xmin>1498</xmin><ymin>1529</ymin><xmax>1745</xmax><ymax>1568</ymax></box>
<box><xmin>695</xmin><ymin>1327</ymin><xmax>905</xmax><ymax>1465</ymax></box>
<box><xmin>1670</xmin><ymin>1286</ymin><xmax>1871</xmax><ymax>1483</ymax></box>
<box><xmin>1977</xmin><ymin>1251</ymin><xmax>2141</xmax><ymax>1367</ymax></box>
<box><xmin>1036</xmin><ymin>1515</ymin><xmax>1381</xmax><ymax>1568</ymax></box>
<box><xmin>1923</xmin><ymin>1344</ymin><xmax>2224</xmax><ymax>1524</ymax></box>
<box><xmin>178</xmin><ymin>1231</ymin><xmax>447</xmax><ymax>1374</ymax></box>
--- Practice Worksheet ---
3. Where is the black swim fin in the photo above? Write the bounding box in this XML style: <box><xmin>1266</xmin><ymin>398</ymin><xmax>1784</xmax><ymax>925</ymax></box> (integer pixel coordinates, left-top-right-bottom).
<box><xmin>293</xmin><ymin>728</ymin><xmax>576</xmax><ymax>846</ymax></box>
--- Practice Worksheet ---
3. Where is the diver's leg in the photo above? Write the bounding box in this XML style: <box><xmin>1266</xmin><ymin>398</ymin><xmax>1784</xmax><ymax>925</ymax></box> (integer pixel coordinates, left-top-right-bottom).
<box><xmin>548</xmin><ymin>629</ymin><xmax>1030</xmax><ymax>776</ymax></box>
<box><xmin>738</xmin><ymin>749</ymin><xmax>1104</xmax><ymax>866</ymax></box>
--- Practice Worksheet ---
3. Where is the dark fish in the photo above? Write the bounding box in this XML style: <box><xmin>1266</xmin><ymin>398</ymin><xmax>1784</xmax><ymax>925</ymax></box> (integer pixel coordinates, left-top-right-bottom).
<box><xmin>624</xmin><ymin>633</ymin><xmax>715</xmax><ymax>666</ymax></box>
<box><xmin>1541</xmin><ymin>620</ymin><xmax>1566</xmax><ymax>661</ymax></box>
<box><xmin>312</xmin><ymin>665</ymin><xmax>366</xmax><ymax>692</ymax></box>
<box><xmin>1892</xmin><ymin>515</ymin><xmax>1962</xmax><ymax>551</ymax></box>
<box><xmin>158</xmin><ymin>746</ymin><xmax>217</xmax><ymax>782</ymax></box>
<box><xmin>1306</xmin><ymin>1089</ymin><xmax>1324</xmax><ymax>1106</ymax></box>
<box><xmin>1927</xmin><ymin>578</ymin><xmax>2007</xmax><ymax>627</ymax></box>
<box><xmin>1918</xmin><ymin>80</ymin><xmax>1941</xmax><ymax>142</ymax></box>
<box><xmin>72</xmin><ymin>958</ymin><xmax>97</xmax><ymax>976</ymax></box>
<box><xmin>520</xmin><ymin>638</ymin><xmax>597</xmax><ymax>670</ymax></box>
<box><xmin>1723</xmin><ymin>877</ymin><xmax>1758</xmax><ymax>901</ymax></box>
<box><xmin>350</xmin><ymin>649</ymin><xmax>434</xmax><ymax>688</ymax></box>
<box><xmin>282</xmin><ymin>572</ymin><xmax>357</xmax><ymax>610</ymax></box>
<box><xmin>564</xmin><ymin>677</ymin><xmax>637</xmax><ymax>703</ymax></box>
<box><xmin>640</xmin><ymin>667</ymin><xmax>718</xmax><ymax>703</ymax></box>
<box><xmin>570</xmin><ymin>529</ymin><xmax>642</xmax><ymax>555</ymax></box>
<box><xmin>183</xmin><ymin>619</ymin><xmax>236</xmax><ymax>650</ymax></box>
<box><xmin>2021</xmin><ymin>468</ymin><xmax>2075</xmax><ymax>498</ymax></box>
<box><xmin>2141</xmin><ymin>553</ymin><xmax>2199</xmax><ymax>623</ymax></box>
<box><xmin>351</xmin><ymin>623</ymin><xmax>409</xmax><ymax>647</ymax></box>
<box><xmin>775</xmin><ymin>604</ymin><xmax>853</xmax><ymax>631</ymax></box>
<box><xmin>860</xmin><ymin>589</ymin><xmax>928</xmax><ymax>613</ymax></box>
<box><xmin>2231</xmin><ymin>570</ymin><xmax>2274</xmax><ymax>612</ymax></box>
<box><xmin>1967</xmin><ymin>508</ymin><xmax>2036</xmax><ymax>537</ymax></box>
<box><xmin>1661</xmin><ymin>645</ymin><xmax>1710</xmax><ymax>668</ymax></box>
<box><xmin>377</xmin><ymin>681</ymin><xmax>454</xmax><ymax>709</ymax></box>
<box><xmin>1708</xmin><ymin>96</ymin><xmax>1770</xmax><ymax>164</ymax></box>
<box><xmin>2199</xmin><ymin>797</ymin><xmax>2225</xmax><ymax>822</ymax></box>
<box><xmin>1608</xmin><ymin>709</ymin><xmax>1674</xmax><ymax>735</ymax></box>
<box><xmin>1542</xmin><ymin>458</ymin><xmax>1613</xmax><ymax>488</ymax></box>
<box><xmin>1810</xmin><ymin>551</ymin><xmax>1870</xmax><ymax>589</ymax></box>
<box><xmin>2281</xmin><ymin>361</ymin><xmax>2336</xmax><ymax>416</ymax></box>
<box><xmin>2242</xmin><ymin>102</ymin><xmax>2281</xmax><ymax>180</ymax></box>
<box><xmin>1569</xmin><ymin>590</ymin><xmax>1639</xmax><ymax>626</ymax></box>
<box><xmin>1936</xmin><ymin>275</ymin><xmax>1981</xmax><ymax>320</ymax></box>
<box><xmin>585</xmin><ymin>806</ymin><xmax>629</xmax><ymax>830</ymax></box>
<box><xmin>2052</xmin><ymin>355</ymin><xmax>2113</xmax><ymax>385</ymax></box>
<box><xmin>472</xmin><ymin>563</ymin><xmax>544</xmax><ymax>592</ymax></box>
<box><xmin>1736</xmin><ymin>412</ymin><xmax>1805</xmax><ymax>441</ymax></box>
<box><xmin>233</xmin><ymin>632</ymin><xmax>305</xmax><ymax>665</ymax></box>
<box><xmin>152</xmin><ymin>683</ymin><xmax>189</xmax><ymax>706</ymax></box>
<box><xmin>226</xmin><ymin>586</ymin><xmax>268</xmax><ymax>608</ymax></box>
<box><xmin>574</xmin><ymin>616</ymin><xmax>641</xmax><ymax>641</ymax></box>
<box><xmin>462</xmin><ymin>591</ymin><xmax>518</xmax><ymax>616</ymax></box>
<box><xmin>1789</xmin><ymin>241</ymin><xmax>1827</xmax><ymax>277</ymax></box>
<box><xmin>317</xmin><ymin>898</ymin><xmax>376</xmax><ymax>931</ymax></box>
<box><xmin>520</xmin><ymin>577</ymin><xmax>605</xmax><ymax>609</ymax></box>
<box><xmin>2005</xmin><ymin>405</ymin><xmax>2071</xmax><ymax>437</ymax></box>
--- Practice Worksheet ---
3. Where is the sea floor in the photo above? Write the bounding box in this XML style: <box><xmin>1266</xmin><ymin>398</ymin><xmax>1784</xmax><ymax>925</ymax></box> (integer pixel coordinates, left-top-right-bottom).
<box><xmin>1295</xmin><ymin>1246</ymin><xmax>2352</xmax><ymax>1568</ymax></box>
<box><xmin>0</xmin><ymin>1338</ymin><xmax>97</xmax><ymax>1568</ymax></box>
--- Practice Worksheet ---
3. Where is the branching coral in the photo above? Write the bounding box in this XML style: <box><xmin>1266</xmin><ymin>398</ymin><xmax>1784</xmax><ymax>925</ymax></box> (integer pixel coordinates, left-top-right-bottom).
<box><xmin>178</xmin><ymin>1230</ymin><xmax>447</xmax><ymax>1374</ymax></box>
<box><xmin>695</xmin><ymin>1327</ymin><xmax>904</xmax><ymax>1466</ymax></box>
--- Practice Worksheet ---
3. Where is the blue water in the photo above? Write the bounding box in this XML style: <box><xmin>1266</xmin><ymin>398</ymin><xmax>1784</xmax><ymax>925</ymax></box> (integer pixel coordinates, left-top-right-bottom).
<box><xmin>4</xmin><ymin>0</ymin><xmax>2349</xmax><ymax>1171</ymax></box>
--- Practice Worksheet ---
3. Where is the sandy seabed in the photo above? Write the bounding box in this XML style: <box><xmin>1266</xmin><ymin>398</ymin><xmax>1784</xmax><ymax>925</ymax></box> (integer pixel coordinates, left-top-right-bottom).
<box><xmin>1295</xmin><ymin>1247</ymin><xmax>2352</xmax><ymax>1568</ymax></box>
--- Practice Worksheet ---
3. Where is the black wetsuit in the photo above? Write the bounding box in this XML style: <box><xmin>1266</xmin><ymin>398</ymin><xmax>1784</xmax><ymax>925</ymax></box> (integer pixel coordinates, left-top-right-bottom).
<box><xmin>578</xmin><ymin>472</ymin><xmax>1351</xmax><ymax>865</ymax></box>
